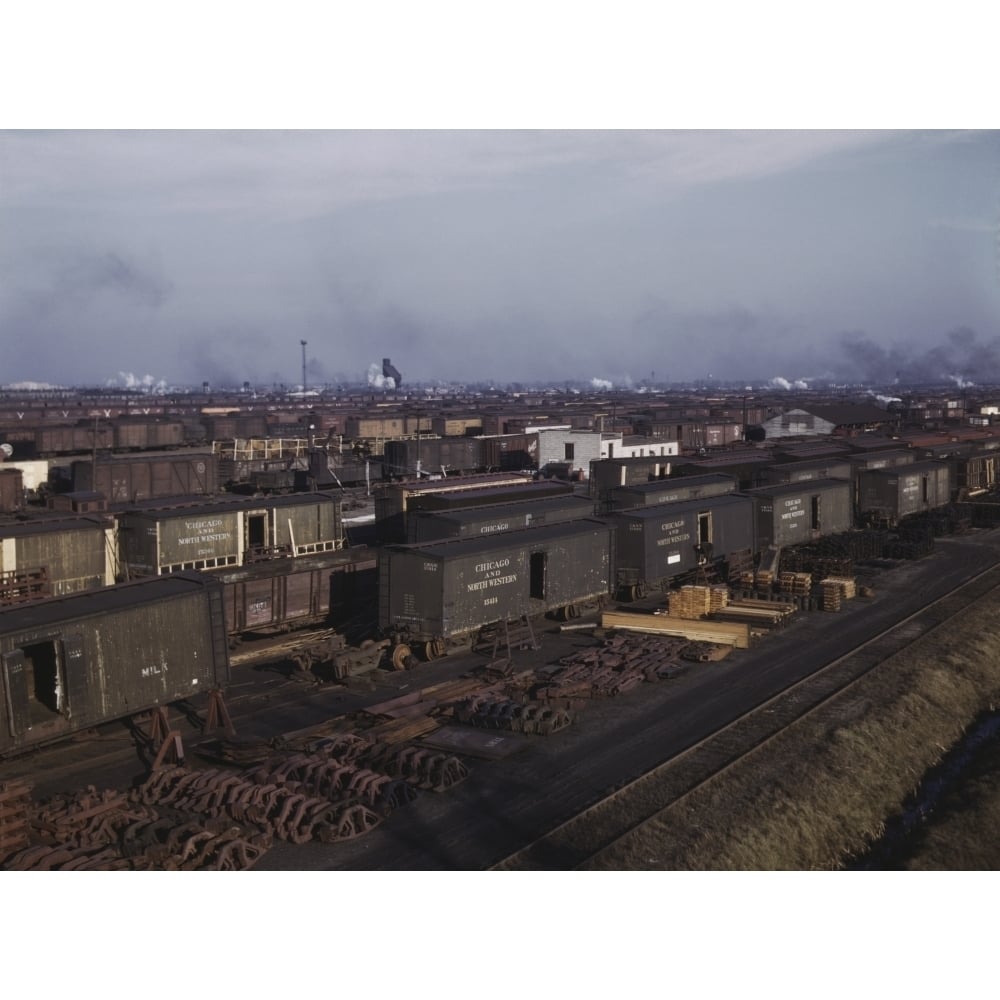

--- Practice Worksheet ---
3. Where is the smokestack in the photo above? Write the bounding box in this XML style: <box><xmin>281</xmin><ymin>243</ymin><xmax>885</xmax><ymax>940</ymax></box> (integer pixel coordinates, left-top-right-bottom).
<box><xmin>382</xmin><ymin>358</ymin><xmax>402</xmax><ymax>387</ymax></box>
<box><xmin>301</xmin><ymin>340</ymin><xmax>308</xmax><ymax>393</ymax></box>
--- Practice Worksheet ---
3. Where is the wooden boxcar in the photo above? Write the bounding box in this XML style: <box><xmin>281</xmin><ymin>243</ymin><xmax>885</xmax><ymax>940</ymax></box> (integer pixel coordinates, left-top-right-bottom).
<box><xmin>745</xmin><ymin>479</ymin><xmax>854</xmax><ymax>549</ymax></box>
<box><xmin>72</xmin><ymin>451</ymin><xmax>219</xmax><ymax>502</ymax></box>
<box><xmin>604</xmin><ymin>473</ymin><xmax>737</xmax><ymax>514</ymax></box>
<box><xmin>378</xmin><ymin>519</ymin><xmax>615</xmax><ymax>654</ymax></box>
<box><xmin>116</xmin><ymin>492</ymin><xmax>343</xmax><ymax>578</ymax></box>
<box><xmin>0</xmin><ymin>572</ymin><xmax>230</xmax><ymax>756</ymax></box>
<box><xmin>405</xmin><ymin>494</ymin><xmax>595</xmax><ymax>544</ymax></box>
<box><xmin>856</xmin><ymin>461</ymin><xmax>953</xmax><ymax>523</ymax></box>
<box><xmin>1</xmin><ymin>515</ymin><xmax>114</xmax><ymax>601</ymax></box>
<box><xmin>608</xmin><ymin>494</ymin><xmax>755</xmax><ymax>597</ymax></box>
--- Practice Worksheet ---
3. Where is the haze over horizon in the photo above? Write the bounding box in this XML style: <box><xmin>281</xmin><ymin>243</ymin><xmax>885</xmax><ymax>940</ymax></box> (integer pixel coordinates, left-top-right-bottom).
<box><xmin>2</xmin><ymin>130</ymin><xmax>999</xmax><ymax>391</ymax></box>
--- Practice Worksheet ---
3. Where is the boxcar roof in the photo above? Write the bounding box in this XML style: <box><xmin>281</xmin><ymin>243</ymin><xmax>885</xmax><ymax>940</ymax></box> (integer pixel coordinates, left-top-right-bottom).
<box><xmin>609</xmin><ymin>493</ymin><xmax>752</xmax><ymax>520</ymax></box>
<box><xmin>0</xmin><ymin>571</ymin><xmax>215</xmax><ymax>631</ymax></box>
<box><xmin>414</xmin><ymin>494</ymin><xmax>594</xmax><ymax>524</ymax></box>
<box><xmin>390</xmin><ymin>517</ymin><xmax>610</xmax><ymax>558</ymax></box>
<box><xmin>615</xmin><ymin>473</ymin><xmax>737</xmax><ymax>494</ymax></box>
<box><xmin>742</xmin><ymin>478</ymin><xmax>852</xmax><ymax>498</ymax></box>
<box><xmin>116</xmin><ymin>491</ymin><xmax>340</xmax><ymax>518</ymax></box>
<box><xmin>0</xmin><ymin>514</ymin><xmax>109</xmax><ymax>538</ymax></box>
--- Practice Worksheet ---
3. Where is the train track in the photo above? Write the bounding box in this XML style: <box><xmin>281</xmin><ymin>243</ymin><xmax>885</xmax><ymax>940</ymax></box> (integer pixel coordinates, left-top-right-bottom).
<box><xmin>492</xmin><ymin>559</ymin><xmax>1000</xmax><ymax>870</ymax></box>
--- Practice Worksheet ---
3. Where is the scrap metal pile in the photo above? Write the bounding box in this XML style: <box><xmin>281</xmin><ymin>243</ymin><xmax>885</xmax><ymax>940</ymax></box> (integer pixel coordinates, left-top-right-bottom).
<box><xmin>0</xmin><ymin>732</ymin><xmax>470</xmax><ymax>871</ymax></box>
<box><xmin>533</xmin><ymin>633</ymin><xmax>697</xmax><ymax>705</ymax></box>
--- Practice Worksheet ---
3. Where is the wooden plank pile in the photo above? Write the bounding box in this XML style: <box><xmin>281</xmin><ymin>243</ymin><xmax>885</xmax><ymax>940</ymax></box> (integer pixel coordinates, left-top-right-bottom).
<box><xmin>819</xmin><ymin>575</ymin><xmax>857</xmax><ymax>612</ymax></box>
<box><xmin>668</xmin><ymin>584</ymin><xmax>729</xmax><ymax>619</ymax></box>
<box><xmin>602</xmin><ymin>610</ymin><xmax>751</xmax><ymax>648</ymax></box>
<box><xmin>711</xmin><ymin>597</ymin><xmax>797</xmax><ymax>628</ymax></box>
<box><xmin>778</xmin><ymin>571</ymin><xmax>813</xmax><ymax>596</ymax></box>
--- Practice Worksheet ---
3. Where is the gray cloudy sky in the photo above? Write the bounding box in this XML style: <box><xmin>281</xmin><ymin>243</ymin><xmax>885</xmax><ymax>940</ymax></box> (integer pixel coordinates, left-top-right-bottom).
<box><xmin>2</xmin><ymin>129</ymin><xmax>999</xmax><ymax>389</ymax></box>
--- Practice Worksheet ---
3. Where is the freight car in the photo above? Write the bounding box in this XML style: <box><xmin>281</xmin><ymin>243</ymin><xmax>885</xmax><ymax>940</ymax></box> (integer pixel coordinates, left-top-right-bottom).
<box><xmin>0</xmin><ymin>572</ymin><xmax>229</xmax><ymax>757</ymax></box>
<box><xmin>405</xmin><ymin>494</ymin><xmax>596</xmax><ymax>544</ymax></box>
<box><xmin>71</xmin><ymin>451</ymin><xmax>219</xmax><ymax>502</ymax></box>
<box><xmin>382</xmin><ymin>436</ymin><xmax>486</xmax><ymax>479</ymax></box>
<box><xmin>1</xmin><ymin>514</ymin><xmax>115</xmax><ymax>603</ymax></box>
<box><xmin>602</xmin><ymin>472</ymin><xmax>737</xmax><ymax>514</ymax></box>
<box><xmin>215</xmin><ymin>545</ymin><xmax>376</xmax><ymax>641</ymax></box>
<box><xmin>607</xmin><ymin>494</ymin><xmax>756</xmax><ymax>599</ymax></box>
<box><xmin>744</xmin><ymin>479</ymin><xmax>855</xmax><ymax>550</ymax></box>
<box><xmin>378</xmin><ymin>518</ymin><xmax>615</xmax><ymax>660</ymax></box>
<box><xmin>855</xmin><ymin>461</ymin><xmax>953</xmax><ymax>526</ymax></box>
<box><xmin>115</xmin><ymin>491</ymin><xmax>344</xmax><ymax>578</ymax></box>
<box><xmin>111</xmin><ymin>418</ymin><xmax>188</xmax><ymax>451</ymax></box>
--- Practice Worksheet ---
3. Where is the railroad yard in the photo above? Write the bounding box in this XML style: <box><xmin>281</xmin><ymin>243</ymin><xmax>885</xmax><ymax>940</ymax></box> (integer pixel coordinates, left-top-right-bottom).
<box><xmin>5</xmin><ymin>383</ymin><xmax>1000</xmax><ymax>869</ymax></box>
<box><xmin>3</xmin><ymin>528</ymin><xmax>1000</xmax><ymax>870</ymax></box>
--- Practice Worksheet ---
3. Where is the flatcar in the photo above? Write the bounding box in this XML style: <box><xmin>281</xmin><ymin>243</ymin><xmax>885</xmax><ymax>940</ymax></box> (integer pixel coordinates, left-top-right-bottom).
<box><xmin>0</xmin><ymin>572</ymin><xmax>229</xmax><ymax>757</ymax></box>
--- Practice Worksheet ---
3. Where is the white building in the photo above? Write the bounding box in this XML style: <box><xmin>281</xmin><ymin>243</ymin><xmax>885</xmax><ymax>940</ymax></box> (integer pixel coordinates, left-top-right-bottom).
<box><xmin>534</xmin><ymin>429</ymin><xmax>678</xmax><ymax>479</ymax></box>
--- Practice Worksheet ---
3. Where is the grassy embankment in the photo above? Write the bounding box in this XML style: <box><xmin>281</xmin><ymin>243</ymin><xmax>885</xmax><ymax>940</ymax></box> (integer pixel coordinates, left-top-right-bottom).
<box><xmin>583</xmin><ymin>587</ymin><xmax>1000</xmax><ymax>870</ymax></box>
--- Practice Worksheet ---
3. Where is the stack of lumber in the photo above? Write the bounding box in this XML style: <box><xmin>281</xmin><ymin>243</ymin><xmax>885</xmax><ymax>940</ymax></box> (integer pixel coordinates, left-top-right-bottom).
<box><xmin>779</xmin><ymin>571</ymin><xmax>813</xmax><ymax>596</ymax></box>
<box><xmin>668</xmin><ymin>584</ymin><xmax>729</xmax><ymax>619</ymax></box>
<box><xmin>711</xmin><ymin>597</ymin><xmax>797</xmax><ymax>628</ymax></box>
<box><xmin>819</xmin><ymin>575</ymin><xmax>856</xmax><ymax>611</ymax></box>
<box><xmin>602</xmin><ymin>610</ymin><xmax>750</xmax><ymax>649</ymax></box>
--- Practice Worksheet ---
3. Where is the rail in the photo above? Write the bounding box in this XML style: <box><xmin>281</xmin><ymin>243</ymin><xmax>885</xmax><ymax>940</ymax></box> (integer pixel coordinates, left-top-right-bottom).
<box><xmin>491</xmin><ymin>560</ymin><xmax>1000</xmax><ymax>870</ymax></box>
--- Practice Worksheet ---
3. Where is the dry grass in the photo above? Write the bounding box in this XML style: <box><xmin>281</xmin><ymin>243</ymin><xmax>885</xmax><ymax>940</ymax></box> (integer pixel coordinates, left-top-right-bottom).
<box><xmin>584</xmin><ymin>589</ymin><xmax>1000</xmax><ymax>870</ymax></box>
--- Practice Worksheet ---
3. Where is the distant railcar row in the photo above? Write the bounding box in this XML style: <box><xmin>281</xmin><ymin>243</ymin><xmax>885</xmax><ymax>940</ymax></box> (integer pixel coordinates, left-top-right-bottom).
<box><xmin>0</xmin><ymin>450</ymin><xmax>975</xmax><ymax>758</ymax></box>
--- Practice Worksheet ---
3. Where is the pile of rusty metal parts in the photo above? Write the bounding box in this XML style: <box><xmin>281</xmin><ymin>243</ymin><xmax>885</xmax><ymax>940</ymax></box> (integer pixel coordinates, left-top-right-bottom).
<box><xmin>0</xmin><ymin>730</ymin><xmax>472</xmax><ymax>870</ymax></box>
<box><xmin>533</xmin><ymin>633</ymin><xmax>696</xmax><ymax>704</ymax></box>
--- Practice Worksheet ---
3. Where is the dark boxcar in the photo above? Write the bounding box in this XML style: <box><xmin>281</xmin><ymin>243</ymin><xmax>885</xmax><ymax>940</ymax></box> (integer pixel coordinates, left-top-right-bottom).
<box><xmin>201</xmin><ymin>413</ymin><xmax>271</xmax><ymax>441</ymax></box>
<box><xmin>112</xmin><ymin>419</ymin><xmax>187</xmax><ymax>450</ymax></box>
<box><xmin>215</xmin><ymin>546</ymin><xmax>370</xmax><ymax>638</ymax></box>
<box><xmin>589</xmin><ymin>456</ymin><xmax>674</xmax><ymax>505</ymax></box>
<box><xmin>845</xmin><ymin>449</ymin><xmax>916</xmax><ymax>471</ymax></box>
<box><xmin>606</xmin><ymin>473</ymin><xmax>737</xmax><ymax>513</ymax></box>
<box><xmin>382</xmin><ymin>437</ymin><xmax>484</xmax><ymax>478</ymax></box>
<box><xmin>373</xmin><ymin>473</ymin><xmax>541</xmax><ymax>543</ymax></box>
<box><xmin>0</xmin><ymin>468</ymin><xmax>23</xmax><ymax>513</ymax></box>
<box><xmin>378</xmin><ymin>519</ymin><xmax>615</xmax><ymax>645</ymax></box>
<box><xmin>406</xmin><ymin>494</ymin><xmax>595</xmax><ymax>543</ymax></box>
<box><xmin>478</xmin><ymin>433</ymin><xmax>539</xmax><ymax>471</ymax></box>
<box><xmin>0</xmin><ymin>572</ymin><xmax>229</xmax><ymax>756</ymax></box>
<box><xmin>673</xmin><ymin>453</ymin><xmax>774</xmax><ymax>491</ymax></box>
<box><xmin>758</xmin><ymin>458</ymin><xmax>853</xmax><ymax>486</ymax></box>
<box><xmin>1</xmin><ymin>515</ymin><xmax>112</xmax><ymax>600</ymax></box>
<box><xmin>609</xmin><ymin>494</ymin><xmax>755</xmax><ymax>593</ymax></box>
<box><xmin>36</xmin><ymin>423</ymin><xmax>114</xmax><ymax>455</ymax></box>
<box><xmin>72</xmin><ymin>452</ymin><xmax>219</xmax><ymax>502</ymax></box>
<box><xmin>746</xmin><ymin>479</ymin><xmax>854</xmax><ymax>549</ymax></box>
<box><xmin>856</xmin><ymin>461</ymin><xmax>952</xmax><ymax>522</ymax></box>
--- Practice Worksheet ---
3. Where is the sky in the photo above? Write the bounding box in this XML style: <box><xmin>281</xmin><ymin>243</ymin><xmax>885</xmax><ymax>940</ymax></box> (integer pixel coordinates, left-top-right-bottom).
<box><xmin>2</xmin><ymin>129</ymin><xmax>999</xmax><ymax>391</ymax></box>
<box><xmin>1</xmin><ymin>0</ymin><xmax>999</xmax><ymax>393</ymax></box>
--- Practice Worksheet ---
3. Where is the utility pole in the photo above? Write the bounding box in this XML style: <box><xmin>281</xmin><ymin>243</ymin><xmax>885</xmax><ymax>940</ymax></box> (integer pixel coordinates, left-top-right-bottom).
<box><xmin>301</xmin><ymin>340</ymin><xmax>308</xmax><ymax>394</ymax></box>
